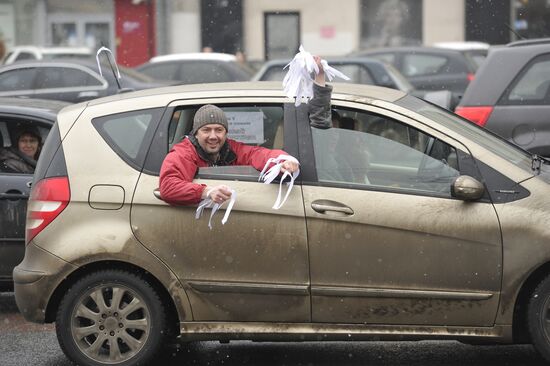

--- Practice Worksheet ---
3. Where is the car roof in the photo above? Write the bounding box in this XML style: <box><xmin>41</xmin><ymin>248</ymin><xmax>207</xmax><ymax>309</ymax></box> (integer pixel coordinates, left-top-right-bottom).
<box><xmin>0</xmin><ymin>97</ymin><xmax>70</xmax><ymax>120</ymax></box>
<box><xmin>86</xmin><ymin>81</ymin><xmax>407</xmax><ymax>107</ymax></box>
<box><xmin>432</xmin><ymin>41</ymin><xmax>490</xmax><ymax>50</ymax></box>
<box><xmin>148</xmin><ymin>52</ymin><xmax>237</xmax><ymax>63</ymax></box>
<box><xmin>8</xmin><ymin>45</ymin><xmax>92</xmax><ymax>55</ymax></box>
<box><xmin>357</xmin><ymin>46</ymin><xmax>465</xmax><ymax>55</ymax></box>
<box><xmin>507</xmin><ymin>38</ymin><xmax>550</xmax><ymax>48</ymax></box>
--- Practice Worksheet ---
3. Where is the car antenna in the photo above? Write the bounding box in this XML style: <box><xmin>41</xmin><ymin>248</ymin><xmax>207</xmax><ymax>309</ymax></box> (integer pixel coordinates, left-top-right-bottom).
<box><xmin>504</xmin><ymin>23</ymin><xmax>526</xmax><ymax>40</ymax></box>
<box><xmin>95</xmin><ymin>46</ymin><xmax>122</xmax><ymax>92</ymax></box>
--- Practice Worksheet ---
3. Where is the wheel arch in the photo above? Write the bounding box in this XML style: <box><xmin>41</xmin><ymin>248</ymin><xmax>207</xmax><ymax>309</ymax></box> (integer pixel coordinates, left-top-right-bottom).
<box><xmin>44</xmin><ymin>260</ymin><xmax>181</xmax><ymax>337</ymax></box>
<box><xmin>512</xmin><ymin>261</ymin><xmax>550</xmax><ymax>343</ymax></box>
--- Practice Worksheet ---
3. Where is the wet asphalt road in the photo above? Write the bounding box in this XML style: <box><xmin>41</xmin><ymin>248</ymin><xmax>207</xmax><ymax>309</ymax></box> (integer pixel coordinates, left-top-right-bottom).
<box><xmin>0</xmin><ymin>292</ymin><xmax>548</xmax><ymax>366</ymax></box>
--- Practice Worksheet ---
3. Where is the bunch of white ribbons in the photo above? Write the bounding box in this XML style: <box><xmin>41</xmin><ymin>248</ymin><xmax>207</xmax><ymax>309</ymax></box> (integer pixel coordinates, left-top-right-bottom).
<box><xmin>283</xmin><ymin>45</ymin><xmax>350</xmax><ymax>106</ymax></box>
<box><xmin>195</xmin><ymin>189</ymin><xmax>237</xmax><ymax>230</ymax></box>
<box><xmin>258</xmin><ymin>155</ymin><xmax>300</xmax><ymax>209</ymax></box>
<box><xmin>195</xmin><ymin>155</ymin><xmax>300</xmax><ymax>229</ymax></box>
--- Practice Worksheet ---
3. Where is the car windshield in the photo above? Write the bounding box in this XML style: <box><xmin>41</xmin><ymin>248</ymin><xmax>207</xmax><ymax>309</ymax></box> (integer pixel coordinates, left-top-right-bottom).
<box><xmin>118</xmin><ymin>65</ymin><xmax>155</xmax><ymax>83</ymax></box>
<box><xmin>395</xmin><ymin>95</ymin><xmax>533</xmax><ymax>173</ymax></box>
<box><xmin>384</xmin><ymin>63</ymin><xmax>414</xmax><ymax>92</ymax></box>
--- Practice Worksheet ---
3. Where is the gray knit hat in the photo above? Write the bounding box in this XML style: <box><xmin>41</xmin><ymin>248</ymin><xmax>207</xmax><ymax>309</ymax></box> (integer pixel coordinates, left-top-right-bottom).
<box><xmin>192</xmin><ymin>104</ymin><xmax>228</xmax><ymax>135</ymax></box>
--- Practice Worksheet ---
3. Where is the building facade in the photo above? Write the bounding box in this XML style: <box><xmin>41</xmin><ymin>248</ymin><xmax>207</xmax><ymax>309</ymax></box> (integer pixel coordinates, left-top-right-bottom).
<box><xmin>0</xmin><ymin>0</ymin><xmax>547</xmax><ymax>66</ymax></box>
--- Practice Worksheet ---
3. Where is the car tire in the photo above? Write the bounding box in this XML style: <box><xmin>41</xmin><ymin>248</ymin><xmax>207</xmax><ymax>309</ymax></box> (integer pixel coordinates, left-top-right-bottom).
<box><xmin>528</xmin><ymin>275</ymin><xmax>550</xmax><ymax>362</ymax></box>
<box><xmin>56</xmin><ymin>269</ymin><xmax>167</xmax><ymax>366</ymax></box>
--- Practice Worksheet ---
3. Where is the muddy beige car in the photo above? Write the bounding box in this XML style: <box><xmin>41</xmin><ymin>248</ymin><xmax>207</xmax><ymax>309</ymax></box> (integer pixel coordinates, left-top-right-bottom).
<box><xmin>13</xmin><ymin>82</ymin><xmax>550</xmax><ymax>365</ymax></box>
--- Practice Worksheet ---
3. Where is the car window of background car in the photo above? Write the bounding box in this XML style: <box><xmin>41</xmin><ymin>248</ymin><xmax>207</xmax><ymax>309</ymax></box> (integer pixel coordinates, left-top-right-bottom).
<box><xmin>402</xmin><ymin>54</ymin><xmax>449</xmax><ymax>76</ymax></box>
<box><xmin>259</xmin><ymin>66</ymin><xmax>286</xmax><ymax>81</ymax></box>
<box><xmin>138</xmin><ymin>62</ymin><xmax>178</xmax><ymax>81</ymax></box>
<box><xmin>312</xmin><ymin>108</ymin><xmax>459</xmax><ymax>195</ymax></box>
<box><xmin>500</xmin><ymin>53</ymin><xmax>550</xmax><ymax>105</ymax></box>
<box><xmin>384</xmin><ymin>63</ymin><xmax>414</xmax><ymax>92</ymax></box>
<box><xmin>14</xmin><ymin>52</ymin><xmax>35</xmax><ymax>62</ymax></box>
<box><xmin>35</xmin><ymin>67</ymin><xmax>102</xmax><ymax>89</ymax></box>
<box><xmin>0</xmin><ymin>68</ymin><xmax>36</xmax><ymax>91</ymax></box>
<box><xmin>396</xmin><ymin>95</ymin><xmax>533</xmax><ymax>173</ymax></box>
<box><xmin>168</xmin><ymin>104</ymin><xmax>284</xmax><ymax>151</ymax></box>
<box><xmin>370</xmin><ymin>53</ymin><xmax>395</xmax><ymax>65</ymax></box>
<box><xmin>331</xmin><ymin>64</ymin><xmax>374</xmax><ymax>84</ymax></box>
<box><xmin>177</xmin><ymin>61</ymin><xmax>233</xmax><ymax>83</ymax></box>
<box><xmin>118</xmin><ymin>65</ymin><xmax>155</xmax><ymax>83</ymax></box>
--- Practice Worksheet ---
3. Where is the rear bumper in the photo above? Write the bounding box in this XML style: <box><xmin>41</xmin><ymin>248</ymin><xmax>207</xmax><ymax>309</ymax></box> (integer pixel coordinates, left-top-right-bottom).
<box><xmin>13</xmin><ymin>243</ymin><xmax>76</xmax><ymax>323</ymax></box>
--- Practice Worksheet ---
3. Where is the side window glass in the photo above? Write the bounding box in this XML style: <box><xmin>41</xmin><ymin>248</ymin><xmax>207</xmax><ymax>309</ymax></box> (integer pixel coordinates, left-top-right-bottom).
<box><xmin>260</xmin><ymin>67</ymin><xmax>287</xmax><ymax>81</ymax></box>
<box><xmin>402</xmin><ymin>54</ymin><xmax>448</xmax><ymax>77</ymax></box>
<box><xmin>332</xmin><ymin>64</ymin><xmax>374</xmax><ymax>84</ymax></box>
<box><xmin>370</xmin><ymin>53</ymin><xmax>395</xmax><ymax>65</ymax></box>
<box><xmin>92</xmin><ymin>108</ymin><xmax>163</xmax><ymax>170</ymax></box>
<box><xmin>312</xmin><ymin>108</ymin><xmax>460</xmax><ymax>196</ymax></box>
<box><xmin>15</xmin><ymin>52</ymin><xmax>36</xmax><ymax>61</ymax></box>
<box><xmin>168</xmin><ymin>104</ymin><xmax>284</xmax><ymax>150</ymax></box>
<box><xmin>35</xmin><ymin>67</ymin><xmax>99</xmax><ymax>89</ymax></box>
<box><xmin>501</xmin><ymin>53</ymin><xmax>550</xmax><ymax>105</ymax></box>
<box><xmin>140</xmin><ymin>63</ymin><xmax>179</xmax><ymax>80</ymax></box>
<box><xmin>178</xmin><ymin>62</ymin><xmax>232</xmax><ymax>83</ymax></box>
<box><xmin>0</xmin><ymin>68</ymin><xmax>36</xmax><ymax>91</ymax></box>
<box><xmin>0</xmin><ymin>119</ymin><xmax>51</xmax><ymax>174</ymax></box>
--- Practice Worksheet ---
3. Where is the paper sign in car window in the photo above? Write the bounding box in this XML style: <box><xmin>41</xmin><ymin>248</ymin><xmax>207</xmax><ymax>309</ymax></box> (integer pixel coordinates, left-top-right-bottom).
<box><xmin>226</xmin><ymin>111</ymin><xmax>265</xmax><ymax>144</ymax></box>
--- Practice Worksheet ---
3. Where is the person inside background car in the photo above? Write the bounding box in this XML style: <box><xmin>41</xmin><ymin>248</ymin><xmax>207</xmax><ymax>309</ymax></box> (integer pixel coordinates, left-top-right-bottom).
<box><xmin>159</xmin><ymin>56</ymin><xmax>332</xmax><ymax>206</ymax></box>
<box><xmin>0</xmin><ymin>126</ymin><xmax>42</xmax><ymax>173</ymax></box>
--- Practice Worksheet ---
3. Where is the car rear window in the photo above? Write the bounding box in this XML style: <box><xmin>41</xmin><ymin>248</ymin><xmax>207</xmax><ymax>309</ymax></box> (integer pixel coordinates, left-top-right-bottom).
<box><xmin>499</xmin><ymin>53</ymin><xmax>550</xmax><ymax>106</ymax></box>
<box><xmin>92</xmin><ymin>108</ymin><xmax>164</xmax><ymax>171</ymax></box>
<box><xmin>402</xmin><ymin>54</ymin><xmax>450</xmax><ymax>76</ymax></box>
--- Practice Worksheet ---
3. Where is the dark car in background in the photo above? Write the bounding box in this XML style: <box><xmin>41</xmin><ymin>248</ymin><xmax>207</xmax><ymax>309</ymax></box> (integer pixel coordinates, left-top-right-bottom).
<box><xmin>0</xmin><ymin>97</ymin><xmax>69</xmax><ymax>290</ymax></box>
<box><xmin>253</xmin><ymin>57</ymin><xmax>415</xmax><ymax>93</ymax></box>
<box><xmin>456</xmin><ymin>38</ymin><xmax>550</xmax><ymax>156</ymax></box>
<box><xmin>0</xmin><ymin>59</ymin><xmax>167</xmax><ymax>103</ymax></box>
<box><xmin>353</xmin><ymin>46</ymin><xmax>481</xmax><ymax>95</ymax></box>
<box><xmin>136</xmin><ymin>52</ymin><xmax>253</xmax><ymax>84</ymax></box>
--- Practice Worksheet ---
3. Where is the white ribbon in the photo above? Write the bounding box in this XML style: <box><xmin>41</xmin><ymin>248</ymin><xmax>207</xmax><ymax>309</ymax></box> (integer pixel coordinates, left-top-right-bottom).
<box><xmin>282</xmin><ymin>45</ymin><xmax>350</xmax><ymax>106</ymax></box>
<box><xmin>259</xmin><ymin>155</ymin><xmax>300</xmax><ymax>209</ymax></box>
<box><xmin>195</xmin><ymin>189</ymin><xmax>237</xmax><ymax>230</ymax></box>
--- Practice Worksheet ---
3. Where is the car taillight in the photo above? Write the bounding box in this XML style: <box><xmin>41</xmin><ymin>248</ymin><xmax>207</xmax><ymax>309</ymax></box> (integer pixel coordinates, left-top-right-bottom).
<box><xmin>455</xmin><ymin>106</ymin><xmax>494</xmax><ymax>127</ymax></box>
<box><xmin>467</xmin><ymin>73</ymin><xmax>475</xmax><ymax>82</ymax></box>
<box><xmin>26</xmin><ymin>176</ymin><xmax>70</xmax><ymax>244</ymax></box>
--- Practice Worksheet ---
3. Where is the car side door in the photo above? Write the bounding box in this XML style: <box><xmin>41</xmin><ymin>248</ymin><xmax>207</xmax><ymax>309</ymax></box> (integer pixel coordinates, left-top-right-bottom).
<box><xmin>0</xmin><ymin>117</ymin><xmax>52</xmax><ymax>288</ymax></box>
<box><xmin>300</xmin><ymin>102</ymin><xmax>502</xmax><ymax>327</ymax></box>
<box><xmin>131</xmin><ymin>98</ymin><xmax>310</xmax><ymax>322</ymax></box>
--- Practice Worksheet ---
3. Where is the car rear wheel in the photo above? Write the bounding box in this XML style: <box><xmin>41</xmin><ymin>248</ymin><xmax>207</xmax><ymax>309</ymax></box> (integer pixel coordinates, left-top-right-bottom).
<box><xmin>56</xmin><ymin>269</ymin><xmax>167</xmax><ymax>366</ymax></box>
<box><xmin>528</xmin><ymin>275</ymin><xmax>550</xmax><ymax>362</ymax></box>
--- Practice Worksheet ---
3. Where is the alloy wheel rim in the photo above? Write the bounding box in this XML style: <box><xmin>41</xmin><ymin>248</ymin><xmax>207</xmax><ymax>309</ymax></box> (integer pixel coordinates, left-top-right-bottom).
<box><xmin>70</xmin><ymin>283</ymin><xmax>151</xmax><ymax>364</ymax></box>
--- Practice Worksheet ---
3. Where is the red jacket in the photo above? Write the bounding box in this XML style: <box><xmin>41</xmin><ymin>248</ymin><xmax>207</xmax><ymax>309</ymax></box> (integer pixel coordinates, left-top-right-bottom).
<box><xmin>159</xmin><ymin>137</ymin><xmax>288</xmax><ymax>205</ymax></box>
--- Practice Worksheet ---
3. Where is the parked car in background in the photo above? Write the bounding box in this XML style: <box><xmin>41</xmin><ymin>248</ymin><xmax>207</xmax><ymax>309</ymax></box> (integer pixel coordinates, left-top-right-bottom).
<box><xmin>0</xmin><ymin>59</ymin><xmax>167</xmax><ymax>103</ymax></box>
<box><xmin>352</xmin><ymin>46</ymin><xmax>480</xmax><ymax>96</ymax></box>
<box><xmin>456</xmin><ymin>38</ymin><xmax>550</xmax><ymax>156</ymax></box>
<box><xmin>432</xmin><ymin>41</ymin><xmax>490</xmax><ymax>68</ymax></box>
<box><xmin>253</xmin><ymin>57</ymin><xmax>415</xmax><ymax>93</ymax></box>
<box><xmin>2</xmin><ymin>46</ymin><xmax>93</xmax><ymax>65</ymax></box>
<box><xmin>0</xmin><ymin>97</ymin><xmax>69</xmax><ymax>290</ymax></box>
<box><xmin>13</xmin><ymin>81</ymin><xmax>550</xmax><ymax>365</ymax></box>
<box><xmin>135</xmin><ymin>52</ymin><xmax>253</xmax><ymax>84</ymax></box>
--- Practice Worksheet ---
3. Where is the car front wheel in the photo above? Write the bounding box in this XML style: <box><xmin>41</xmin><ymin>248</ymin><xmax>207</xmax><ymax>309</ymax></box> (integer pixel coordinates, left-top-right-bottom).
<box><xmin>56</xmin><ymin>269</ymin><xmax>167</xmax><ymax>366</ymax></box>
<box><xmin>528</xmin><ymin>274</ymin><xmax>550</xmax><ymax>362</ymax></box>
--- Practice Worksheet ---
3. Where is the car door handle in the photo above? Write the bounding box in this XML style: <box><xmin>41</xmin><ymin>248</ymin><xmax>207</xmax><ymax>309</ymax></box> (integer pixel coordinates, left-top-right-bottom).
<box><xmin>153</xmin><ymin>188</ymin><xmax>162</xmax><ymax>200</ymax></box>
<box><xmin>311</xmin><ymin>200</ymin><xmax>354</xmax><ymax>215</ymax></box>
<box><xmin>0</xmin><ymin>192</ymin><xmax>27</xmax><ymax>200</ymax></box>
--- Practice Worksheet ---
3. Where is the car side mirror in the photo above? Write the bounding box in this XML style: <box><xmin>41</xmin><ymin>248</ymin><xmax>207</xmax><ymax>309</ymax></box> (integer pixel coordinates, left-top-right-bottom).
<box><xmin>451</xmin><ymin>175</ymin><xmax>485</xmax><ymax>201</ymax></box>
